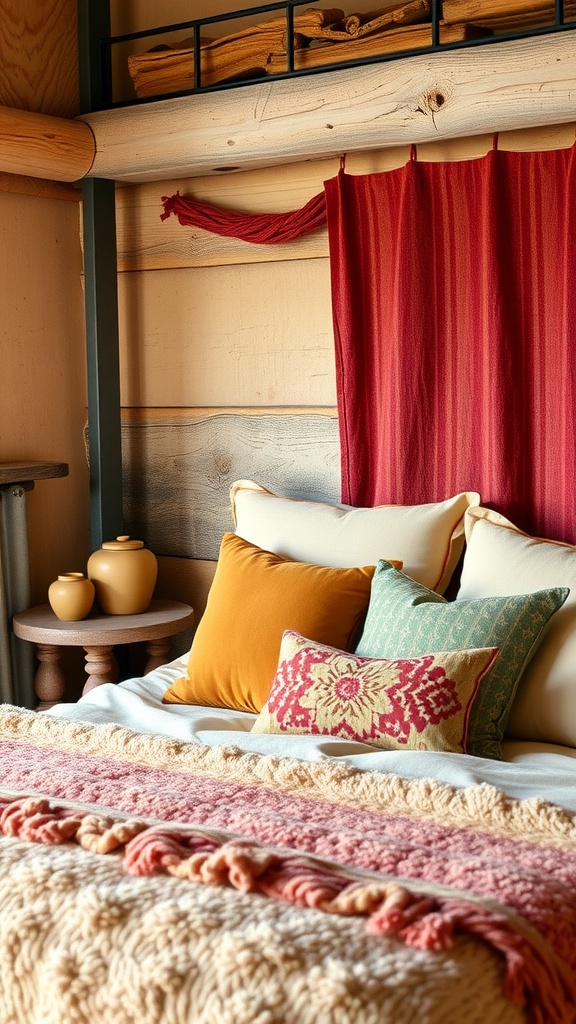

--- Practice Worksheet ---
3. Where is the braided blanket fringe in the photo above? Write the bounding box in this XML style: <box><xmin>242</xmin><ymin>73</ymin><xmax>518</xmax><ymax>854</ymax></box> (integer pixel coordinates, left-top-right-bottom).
<box><xmin>0</xmin><ymin>707</ymin><xmax>576</xmax><ymax>1023</ymax></box>
<box><xmin>0</xmin><ymin>793</ymin><xmax>572</xmax><ymax>1024</ymax></box>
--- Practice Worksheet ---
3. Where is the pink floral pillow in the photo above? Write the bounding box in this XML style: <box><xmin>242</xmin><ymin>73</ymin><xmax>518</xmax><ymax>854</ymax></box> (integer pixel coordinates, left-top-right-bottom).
<box><xmin>252</xmin><ymin>631</ymin><xmax>498</xmax><ymax>753</ymax></box>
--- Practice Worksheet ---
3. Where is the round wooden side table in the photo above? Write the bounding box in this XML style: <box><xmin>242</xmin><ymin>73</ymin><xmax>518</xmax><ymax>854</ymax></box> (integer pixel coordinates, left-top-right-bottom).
<box><xmin>12</xmin><ymin>598</ymin><xmax>194</xmax><ymax>710</ymax></box>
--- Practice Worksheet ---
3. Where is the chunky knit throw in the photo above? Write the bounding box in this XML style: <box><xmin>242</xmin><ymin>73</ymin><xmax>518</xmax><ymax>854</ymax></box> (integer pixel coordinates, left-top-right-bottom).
<box><xmin>0</xmin><ymin>706</ymin><xmax>574</xmax><ymax>1024</ymax></box>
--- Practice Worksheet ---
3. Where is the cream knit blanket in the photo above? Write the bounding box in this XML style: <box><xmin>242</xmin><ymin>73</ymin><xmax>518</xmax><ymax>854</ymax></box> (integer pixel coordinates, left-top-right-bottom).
<box><xmin>0</xmin><ymin>706</ymin><xmax>573</xmax><ymax>1024</ymax></box>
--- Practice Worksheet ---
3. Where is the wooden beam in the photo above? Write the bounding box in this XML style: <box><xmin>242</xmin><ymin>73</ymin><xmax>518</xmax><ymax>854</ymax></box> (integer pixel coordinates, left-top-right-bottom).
<box><xmin>0</xmin><ymin>105</ymin><xmax>94</xmax><ymax>181</ymax></box>
<box><xmin>82</xmin><ymin>31</ymin><xmax>576</xmax><ymax>183</ymax></box>
<box><xmin>116</xmin><ymin>122</ymin><xmax>576</xmax><ymax>272</ymax></box>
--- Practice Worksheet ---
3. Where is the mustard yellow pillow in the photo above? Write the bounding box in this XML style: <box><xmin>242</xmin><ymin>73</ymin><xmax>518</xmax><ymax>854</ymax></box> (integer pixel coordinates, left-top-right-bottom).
<box><xmin>163</xmin><ymin>532</ymin><xmax>376</xmax><ymax>713</ymax></box>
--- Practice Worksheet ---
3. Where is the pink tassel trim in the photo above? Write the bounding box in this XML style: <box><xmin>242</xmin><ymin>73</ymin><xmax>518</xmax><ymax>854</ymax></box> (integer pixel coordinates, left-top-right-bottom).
<box><xmin>0</xmin><ymin>794</ymin><xmax>573</xmax><ymax>1024</ymax></box>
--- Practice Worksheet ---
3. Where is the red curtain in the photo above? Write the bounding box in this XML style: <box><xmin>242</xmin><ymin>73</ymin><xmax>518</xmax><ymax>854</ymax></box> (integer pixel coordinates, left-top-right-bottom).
<box><xmin>324</xmin><ymin>146</ymin><xmax>576</xmax><ymax>544</ymax></box>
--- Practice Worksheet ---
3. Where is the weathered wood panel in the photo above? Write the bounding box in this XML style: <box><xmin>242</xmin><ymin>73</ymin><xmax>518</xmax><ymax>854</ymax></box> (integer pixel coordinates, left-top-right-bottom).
<box><xmin>115</xmin><ymin>151</ymin><xmax>388</xmax><ymax>272</ymax></box>
<box><xmin>121</xmin><ymin>408</ymin><xmax>339</xmax><ymax>561</ymax></box>
<box><xmin>116</xmin><ymin>122</ymin><xmax>576</xmax><ymax>271</ymax></box>
<box><xmin>118</xmin><ymin>258</ymin><xmax>336</xmax><ymax>408</ymax></box>
<box><xmin>82</xmin><ymin>32</ymin><xmax>576</xmax><ymax>182</ymax></box>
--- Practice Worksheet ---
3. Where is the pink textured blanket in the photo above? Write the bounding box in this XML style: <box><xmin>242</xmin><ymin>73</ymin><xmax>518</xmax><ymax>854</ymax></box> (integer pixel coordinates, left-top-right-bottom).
<box><xmin>0</xmin><ymin>707</ymin><xmax>575</xmax><ymax>1024</ymax></box>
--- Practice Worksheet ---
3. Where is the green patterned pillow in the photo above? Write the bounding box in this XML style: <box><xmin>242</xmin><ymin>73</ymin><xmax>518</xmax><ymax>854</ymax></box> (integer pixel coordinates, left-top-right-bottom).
<box><xmin>354</xmin><ymin>561</ymin><xmax>568</xmax><ymax>760</ymax></box>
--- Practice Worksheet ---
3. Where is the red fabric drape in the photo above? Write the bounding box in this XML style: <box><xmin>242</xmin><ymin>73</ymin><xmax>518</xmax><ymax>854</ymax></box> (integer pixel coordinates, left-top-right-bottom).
<box><xmin>161</xmin><ymin>190</ymin><xmax>326</xmax><ymax>243</ymax></box>
<box><xmin>324</xmin><ymin>148</ymin><xmax>576</xmax><ymax>544</ymax></box>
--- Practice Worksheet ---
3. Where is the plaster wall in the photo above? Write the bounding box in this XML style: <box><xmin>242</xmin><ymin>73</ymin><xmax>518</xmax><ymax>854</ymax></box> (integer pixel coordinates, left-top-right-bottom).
<box><xmin>0</xmin><ymin>0</ymin><xmax>90</xmax><ymax>605</ymax></box>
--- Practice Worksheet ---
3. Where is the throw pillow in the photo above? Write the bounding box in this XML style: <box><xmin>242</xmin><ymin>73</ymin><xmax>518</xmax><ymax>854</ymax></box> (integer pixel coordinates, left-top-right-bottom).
<box><xmin>459</xmin><ymin>506</ymin><xmax>576</xmax><ymax>747</ymax></box>
<box><xmin>252</xmin><ymin>630</ymin><xmax>498</xmax><ymax>753</ymax></box>
<box><xmin>230</xmin><ymin>479</ymin><xmax>480</xmax><ymax>593</ymax></box>
<box><xmin>354</xmin><ymin>561</ymin><xmax>568</xmax><ymax>760</ymax></box>
<box><xmin>163</xmin><ymin>532</ymin><xmax>375</xmax><ymax>713</ymax></box>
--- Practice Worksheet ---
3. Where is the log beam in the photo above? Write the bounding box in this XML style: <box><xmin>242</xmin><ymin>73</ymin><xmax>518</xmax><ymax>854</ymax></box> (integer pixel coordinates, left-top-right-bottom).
<box><xmin>0</xmin><ymin>105</ymin><xmax>94</xmax><ymax>181</ymax></box>
<box><xmin>0</xmin><ymin>31</ymin><xmax>574</xmax><ymax>185</ymax></box>
<box><xmin>81</xmin><ymin>30</ymin><xmax>576</xmax><ymax>183</ymax></box>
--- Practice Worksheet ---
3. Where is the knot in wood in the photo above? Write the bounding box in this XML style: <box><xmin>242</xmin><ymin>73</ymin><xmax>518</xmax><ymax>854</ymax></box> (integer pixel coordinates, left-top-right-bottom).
<box><xmin>419</xmin><ymin>86</ymin><xmax>451</xmax><ymax>116</ymax></box>
<box><xmin>214</xmin><ymin>454</ymin><xmax>232</xmax><ymax>478</ymax></box>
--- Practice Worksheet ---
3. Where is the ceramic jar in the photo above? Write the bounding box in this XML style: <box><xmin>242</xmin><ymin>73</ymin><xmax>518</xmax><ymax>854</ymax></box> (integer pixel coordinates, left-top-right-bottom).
<box><xmin>87</xmin><ymin>535</ymin><xmax>158</xmax><ymax>615</ymax></box>
<box><xmin>48</xmin><ymin>573</ymin><xmax>95</xmax><ymax>621</ymax></box>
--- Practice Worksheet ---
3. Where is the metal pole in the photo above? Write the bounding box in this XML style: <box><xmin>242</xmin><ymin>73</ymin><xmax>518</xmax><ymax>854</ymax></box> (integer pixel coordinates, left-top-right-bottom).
<box><xmin>0</xmin><ymin>484</ymin><xmax>35</xmax><ymax>707</ymax></box>
<box><xmin>78</xmin><ymin>0</ymin><xmax>124</xmax><ymax>550</ymax></box>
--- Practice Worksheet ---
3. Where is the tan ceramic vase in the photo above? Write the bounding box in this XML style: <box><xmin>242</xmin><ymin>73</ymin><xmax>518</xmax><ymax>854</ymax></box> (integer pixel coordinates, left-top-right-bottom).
<box><xmin>48</xmin><ymin>572</ymin><xmax>95</xmax><ymax>621</ymax></box>
<box><xmin>87</xmin><ymin>535</ymin><xmax>158</xmax><ymax>615</ymax></box>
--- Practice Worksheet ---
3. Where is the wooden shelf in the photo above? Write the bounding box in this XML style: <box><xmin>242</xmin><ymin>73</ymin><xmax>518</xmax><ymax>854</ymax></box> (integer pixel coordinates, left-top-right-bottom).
<box><xmin>0</xmin><ymin>462</ymin><xmax>69</xmax><ymax>486</ymax></box>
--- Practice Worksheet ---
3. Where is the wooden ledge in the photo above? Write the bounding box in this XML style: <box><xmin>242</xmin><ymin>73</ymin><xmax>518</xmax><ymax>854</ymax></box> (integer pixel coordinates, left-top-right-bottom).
<box><xmin>0</xmin><ymin>462</ymin><xmax>69</xmax><ymax>486</ymax></box>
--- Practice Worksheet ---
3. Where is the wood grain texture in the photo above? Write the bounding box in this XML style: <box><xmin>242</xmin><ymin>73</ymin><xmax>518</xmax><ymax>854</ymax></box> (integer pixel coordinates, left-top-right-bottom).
<box><xmin>0</xmin><ymin>190</ymin><xmax>90</xmax><ymax>607</ymax></box>
<box><xmin>0</xmin><ymin>106</ymin><xmax>94</xmax><ymax>182</ymax></box>
<box><xmin>0</xmin><ymin>462</ymin><xmax>68</xmax><ymax>485</ymax></box>
<box><xmin>118</xmin><ymin>259</ymin><xmax>336</xmax><ymax>408</ymax></box>
<box><xmin>12</xmin><ymin>599</ymin><xmax>194</xmax><ymax>646</ymax></box>
<box><xmin>82</xmin><ymin>31</ymin><xmax>576</xmax><ymax>182</ymax></box>
<box><xmin>121</xmin><ymin>408</ymin><xmax>340</xmax><ymax>561</ymax></box>
<box><xmin>116</xmin><ymin>178</ymin><xmax>329</xmax><ymax>271</ymax></box>
<box><xmin>0</xmin><ymin>0</ymin><xmax>79</xmax><ymax>117</ymax></box>
<box><xmin>116</xmin><ymin>122</ymin><xmax>576</xmax><ymax>271</ymax></box>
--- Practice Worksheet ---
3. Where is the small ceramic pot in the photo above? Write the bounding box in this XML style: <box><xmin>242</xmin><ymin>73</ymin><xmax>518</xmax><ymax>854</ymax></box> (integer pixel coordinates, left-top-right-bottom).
<box><xmin>48</xmin><ymin>573</ymin><xmax>95</xmax><ymax>621</ymax></box>
<box><xmin>87</xmin><ymin>535</ymin><xmax>158</xmax><ymax>615</ymax></box>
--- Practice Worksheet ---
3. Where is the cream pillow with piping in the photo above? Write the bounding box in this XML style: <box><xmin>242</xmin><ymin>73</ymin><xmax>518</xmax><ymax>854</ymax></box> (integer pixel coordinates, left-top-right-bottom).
<box><xmin>231</xmin><ymin>479</ymin><xmax>480</xmax><ymax>594</ymax></box>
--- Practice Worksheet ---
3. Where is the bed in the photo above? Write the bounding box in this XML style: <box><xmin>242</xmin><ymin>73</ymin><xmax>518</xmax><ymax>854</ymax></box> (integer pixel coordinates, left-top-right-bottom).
<box><xmin>3</xmin><ymin>480</ymin><xmax>576</xmax><ymax>1023</ymax></box>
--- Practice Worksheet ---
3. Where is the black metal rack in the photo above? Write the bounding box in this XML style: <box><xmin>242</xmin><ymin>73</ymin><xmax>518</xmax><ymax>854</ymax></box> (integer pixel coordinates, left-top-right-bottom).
<box><xmin>99</xmin><ymin>0</ymin><xmax>573</xmax><ymax>108</ymax></box>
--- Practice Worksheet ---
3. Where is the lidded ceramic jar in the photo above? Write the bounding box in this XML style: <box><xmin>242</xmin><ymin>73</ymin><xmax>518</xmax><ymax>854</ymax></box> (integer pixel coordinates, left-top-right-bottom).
<box><xmin>87</xmin><ymin>535</ymin><xmax>158</xmax><ymax>615</ymax></box>
<box><xmin>48</xmin><ymin>573</ymin><xmax>95</xmax><ymax>622</ymax></box>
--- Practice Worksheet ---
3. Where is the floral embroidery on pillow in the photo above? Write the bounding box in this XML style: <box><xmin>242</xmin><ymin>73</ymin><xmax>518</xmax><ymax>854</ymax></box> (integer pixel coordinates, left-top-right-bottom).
<box><xmin>252</xmin><ymin>631</ymin><xmax>498</xmax><ymax>753</ymax></box>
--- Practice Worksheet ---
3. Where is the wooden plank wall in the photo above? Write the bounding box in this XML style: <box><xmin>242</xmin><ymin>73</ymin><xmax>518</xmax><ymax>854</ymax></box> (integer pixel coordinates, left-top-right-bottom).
<box><xmin>116</xmin><ymin>124</ymin><xmax>576</xmax><ymax>272</ymax></box>
<box><xmin>122</xmin><ymin>408</ymin><xmax>339</xmax><ymax>633</ymax></box>
<box><xmin>122</xmin><ymin>407</ymin><xmax>340</xmax><ymax>559</ymax></box>
<box><xmin>117</xmin><ymin>121</ymin><xmax>576</xmax><ymax>631</ymax></box>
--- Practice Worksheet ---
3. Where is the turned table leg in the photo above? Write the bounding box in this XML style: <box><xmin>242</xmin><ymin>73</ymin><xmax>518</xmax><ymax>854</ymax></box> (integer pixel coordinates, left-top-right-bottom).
<box><xmin>82</xmin><ymin>645</ymin><xmax>119</xmax><ymax>694</ymax></box>
<box><xmin>144</xmin><ymin>638</ymin><xmax>170</xmax><ymax>674</ymax></box>
<box><xmin>34</xmin><ymin>643</ymin><xmax>66</xmax><ymax>710</ymax></box>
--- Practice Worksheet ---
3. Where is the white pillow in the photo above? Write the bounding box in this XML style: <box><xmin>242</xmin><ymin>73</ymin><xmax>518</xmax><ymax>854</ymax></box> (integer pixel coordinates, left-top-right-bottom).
<box><xmin>458</xmin><ymin>506</ymin><xmax>576</xmax><ymax>747</ymax></box>
<box><xmin>230</xmin><ymin>480</ymin><xmax>480</xmax><ymax>594</ymax></box>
